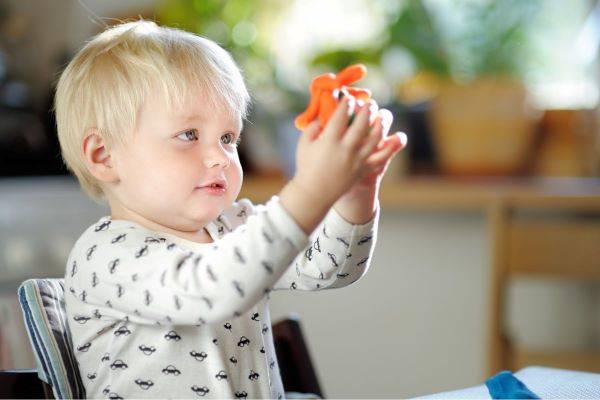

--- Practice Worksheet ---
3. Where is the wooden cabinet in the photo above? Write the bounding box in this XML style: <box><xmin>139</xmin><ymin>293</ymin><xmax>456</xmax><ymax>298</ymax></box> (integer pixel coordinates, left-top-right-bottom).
<box><xmin>241</xmin><ymin>175</ymin><xmax>600</xmax><ymax>375</ymax></box>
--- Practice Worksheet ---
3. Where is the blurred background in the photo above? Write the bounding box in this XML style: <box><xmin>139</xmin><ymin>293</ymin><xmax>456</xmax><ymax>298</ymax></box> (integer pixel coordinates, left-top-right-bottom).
<box><xmin>0</xmin><ymin>0</ymin><xmax>599</xmax><ymax>398</ymax></box>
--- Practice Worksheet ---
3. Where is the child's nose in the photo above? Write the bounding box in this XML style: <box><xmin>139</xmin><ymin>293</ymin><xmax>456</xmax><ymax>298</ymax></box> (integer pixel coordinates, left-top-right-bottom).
<box><xmin>203</xmin><ymin>146</ymin><xmax>231</xmax><ymax>168</ymax></box>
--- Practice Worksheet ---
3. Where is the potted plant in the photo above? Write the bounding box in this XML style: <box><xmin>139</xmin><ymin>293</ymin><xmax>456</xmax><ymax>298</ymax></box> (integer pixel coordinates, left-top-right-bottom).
<box><xmin>310</xmin><ymin>0</ymin><xmax>544</xmax><ymax>176</ymax></box>
<box><xmin>391</xmin><ymin>0</ymin><xmax>546</xmax><ymax>175</ymax></box>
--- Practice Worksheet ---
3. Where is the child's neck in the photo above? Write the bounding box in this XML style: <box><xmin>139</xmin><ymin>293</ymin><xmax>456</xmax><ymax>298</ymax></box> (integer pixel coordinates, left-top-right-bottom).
<box><xmin>109</xmin><ymin>202</ymin><xmax>214</xmax><ymax>244</ymax></box>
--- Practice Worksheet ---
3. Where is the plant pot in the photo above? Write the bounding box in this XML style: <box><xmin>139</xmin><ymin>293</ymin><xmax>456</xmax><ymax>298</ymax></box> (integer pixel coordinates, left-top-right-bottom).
<box><xmin>428</xmin><ymin>78</ymin><xmax>539</xmax><ymax>176</ymax></box>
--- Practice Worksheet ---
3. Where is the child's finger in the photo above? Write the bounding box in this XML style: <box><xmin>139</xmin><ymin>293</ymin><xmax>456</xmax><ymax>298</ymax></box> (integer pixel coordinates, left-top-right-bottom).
<box><xmin>357</xmin><ymin>116</ymin><xmax>384</xmax><ymax>160</ymax></box>
<box><xmin>323</xmin><ymin>95</ymin><xmax>354</xmax><ymax>141</ymax></box>
<box><xmin>367</xmin><ymin>99</ymin><xmax>379</xmax><ymax>125</ymax></box>
<box><xmin>344</xmin><ymin>100</ymin><xmax>374</xmax><ymax>149</ymax></box>
<box><xmin>366</xmin><ymin>132</ymin><xmax>407</xmax><ymax>165</ymax></box>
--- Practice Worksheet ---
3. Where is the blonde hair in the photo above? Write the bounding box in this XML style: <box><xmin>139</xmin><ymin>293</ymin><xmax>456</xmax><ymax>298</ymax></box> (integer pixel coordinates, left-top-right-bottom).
<box><xmin>53</xmin><ymin>19</ymin><xmax>251</xmax><ymax>204</ymax></box>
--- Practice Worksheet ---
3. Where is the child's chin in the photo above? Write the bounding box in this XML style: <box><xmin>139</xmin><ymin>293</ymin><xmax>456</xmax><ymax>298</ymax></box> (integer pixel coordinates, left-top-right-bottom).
<box><xmin>188</xmin><ymin>203</ymin><xmax>224</xmax><ymax>222</ymax></box>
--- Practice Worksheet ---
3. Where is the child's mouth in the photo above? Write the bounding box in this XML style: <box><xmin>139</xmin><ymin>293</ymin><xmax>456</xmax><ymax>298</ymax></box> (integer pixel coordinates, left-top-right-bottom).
<box><xmin>196</xmin><ymin>183</ymin><xmax>226</xmax><ymax>195</ymax></box>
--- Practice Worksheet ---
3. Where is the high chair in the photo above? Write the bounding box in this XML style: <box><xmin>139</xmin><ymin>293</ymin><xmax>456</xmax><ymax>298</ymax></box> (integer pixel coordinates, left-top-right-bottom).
<box><xmin>0</xmin><ymin>278</ymin><xmax>323</xmax><ymax>399</ymax></box>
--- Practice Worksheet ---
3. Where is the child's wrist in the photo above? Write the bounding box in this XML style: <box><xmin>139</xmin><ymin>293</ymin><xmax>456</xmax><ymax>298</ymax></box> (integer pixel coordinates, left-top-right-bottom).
<box><xmin>278</xmin><ymin>179</ymin><xmax>333</xmax><ymax>235</ymax></box>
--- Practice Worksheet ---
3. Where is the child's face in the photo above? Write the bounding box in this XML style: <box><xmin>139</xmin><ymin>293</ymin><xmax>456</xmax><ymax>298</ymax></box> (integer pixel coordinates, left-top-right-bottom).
<box><xmin>108</xmin><ymin>89</ymin><xmax>243</xmax><ymax>233</ymax></box>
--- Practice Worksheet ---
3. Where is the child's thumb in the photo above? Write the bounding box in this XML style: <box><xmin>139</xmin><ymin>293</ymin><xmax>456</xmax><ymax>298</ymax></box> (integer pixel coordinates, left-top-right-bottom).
<box><xmin>301</xmin><ymin>120</ymin><xmax>321</xmax><ymax>141</ymax></box>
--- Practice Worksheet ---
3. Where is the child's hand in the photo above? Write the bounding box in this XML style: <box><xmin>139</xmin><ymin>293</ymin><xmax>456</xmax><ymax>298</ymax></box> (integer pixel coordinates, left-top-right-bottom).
<box><xmin>290</xmin><ymin>96</ymin><xmax>382</xmax><ymax>207</ymax></box>
<box><xmin>346</xmin><ymin>107</ymin><xmax>407</xmax><ymax>192</ymax></box>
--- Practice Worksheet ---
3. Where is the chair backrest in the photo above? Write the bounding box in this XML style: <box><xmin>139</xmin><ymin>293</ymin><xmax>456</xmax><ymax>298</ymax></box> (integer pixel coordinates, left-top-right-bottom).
<box><xmin>16</xmin><ymin>278</ymin><xmax>323</xmax><ymax>399</ymax></box>
<box><xmin>272</xmin><ymin>314</ymin><xmax>324</xmax><ymax>398</ymax></box>
<box><xmin>17</xmin><ymin>278</ymin><xmax>85</xmax><ymax>399</ymax></box>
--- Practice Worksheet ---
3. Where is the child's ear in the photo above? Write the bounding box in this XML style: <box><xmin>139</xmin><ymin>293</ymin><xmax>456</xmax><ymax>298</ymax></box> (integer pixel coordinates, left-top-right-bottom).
<box><xmin>82</xmin><ymin>128</ymin><xmax>120</xmax><ymax>183</ymax></box>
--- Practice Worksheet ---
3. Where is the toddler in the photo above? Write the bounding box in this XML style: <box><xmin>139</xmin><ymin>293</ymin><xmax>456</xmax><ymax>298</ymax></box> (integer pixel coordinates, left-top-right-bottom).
<box><xmin>57</xmin><ymin>20</ymin><xmax>404</xmax><ymax>399</ymax></box>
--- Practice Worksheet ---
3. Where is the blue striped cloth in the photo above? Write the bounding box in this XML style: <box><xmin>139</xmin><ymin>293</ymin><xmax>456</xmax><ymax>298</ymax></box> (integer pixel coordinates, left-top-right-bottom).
<box><xmin>17</xmin><ymin>278</ymin><xmax>86</xmax><ymax>399</ymax></box>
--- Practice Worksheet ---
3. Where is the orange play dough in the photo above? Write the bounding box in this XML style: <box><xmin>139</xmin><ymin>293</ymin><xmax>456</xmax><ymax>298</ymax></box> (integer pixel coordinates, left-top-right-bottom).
<box><xmin>294</xmin><ymin>64</ymin><xmax>372</xmax><ymax>131</ymax></box>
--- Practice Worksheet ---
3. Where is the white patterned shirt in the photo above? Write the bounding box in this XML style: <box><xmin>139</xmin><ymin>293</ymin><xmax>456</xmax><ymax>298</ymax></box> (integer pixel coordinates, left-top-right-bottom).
<box><xmin>65</xmin><ymin>195</ymin><xmax>379</xmax><ymax>399</ymax></box>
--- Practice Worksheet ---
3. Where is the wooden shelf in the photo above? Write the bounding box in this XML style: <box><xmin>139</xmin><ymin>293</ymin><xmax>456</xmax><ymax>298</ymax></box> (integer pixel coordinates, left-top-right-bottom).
<box><xmin>239</xmin><ymin>175</ymin><xmax>600</xmax><ymax>211</ymax></box>
<box><xmin>507</xmin><ymin>219</ymin><xmax>600</xmax><ymax>280</ymax></box>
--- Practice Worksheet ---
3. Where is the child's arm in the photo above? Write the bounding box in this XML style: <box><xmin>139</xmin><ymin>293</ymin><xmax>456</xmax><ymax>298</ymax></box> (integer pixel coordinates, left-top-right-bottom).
<box><xmin>271</xmin><ymin>197</ymin><xmax>379</xmax><ymax>291</ymax></box>
<box><xmin>66</xmin><ymin>195</ymin><xmax>310</xmax><ymax>326</ymax></box>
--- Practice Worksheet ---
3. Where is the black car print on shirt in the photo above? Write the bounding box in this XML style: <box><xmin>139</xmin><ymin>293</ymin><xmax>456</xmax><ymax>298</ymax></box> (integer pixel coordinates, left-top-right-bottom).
<box><xmin>248</xmin><ymin>370</ymin><xmax>259</xmax><ymax>381</ymax></box>
<box><xmin>86</xmin><ymin>244</ymin><xmax>97</xmax><ymax>261</ymax></box>
<box><xmin>206</xmin><ymin>265</ymin><xmax>218</xmax><ymax>282</ymax></box>
<box><xmin>109</xmin><ymin>359</ymin><xmax>128</xmax><ymax>370</ymax></box>
<box><xmin>191</xmin><ymin>385</ymin><xmax>210</xmax><ymax>396</ymax></box>
<box><xmin>164</xmin><ymin>330</ymin><xmax>181</xmax><ymax>341</ymax></box>
<box><xmin>235</xmin><ymin>391</ymin><xmax>248</xmax><ymax>399</ymax></box>
<box><xmin>201</xmin><ymin>296</ymin><xmax>213</xmax><ymax>309</ymax></box>
<box><xmin>336</xmin><ymin>237</ymin><xmax>350</xmax><ymax>248</ymax></box>
<box><xmin>357</xmin><ymin>256</ymin><xmax>369</xmax><ymax>266</ymax></box>
<box><xmin>262</xmin><ymin>229</ymin><xmax>273</xmax><ymax>244</ymax></box>
<box><xmin>189</xmin><ymin>350</ymin><xmax>207</xmax><ymax>361</ymax></box>
<box><xmin>144</xmin><ymin>236</ymin><xmax>164</xmax><ymax>244</ymax></box>
<box><xmin>215</xmin><ymin>370</ymin><xmax>227</xmax><ymax>380</ymax></box>
<box><xmin>233</xmin><ymin>280</ymin><xmax>245</xmax><ymax>297</ymax></box>
<box><xmin>77</xmin><ymin>342</ymin><xmax>91</xmax><ymax>352</ymax></box>
<box><xmin>134</xmin><ymin>379</ymin><xmax>154</xmax><ymax>390</ymax></box>
<box><xmin>114</xmin><ymin>326</ymin><xmax>131</xmax><ymax>337</ymax></box>
<box><xmin>108</xmin><ymin>258</ymin><xmax>120</xmax><ymax>274</ymax></box>
<box><xmin>135</xmin><ymin>244</ymin><xmax>149</xmax><ymax>258</ymax></box>
<box><xmin>94</xmin><ymin>220</ymin><xmax>111</xmax><ymax>232</ymax></box>
<box><xmin>138</xmin><ymin>345</ymin><xmax>156</xmax><ymax>355</ymax></box>
<box><xmin>261</xmin><ymin>261</ymin><xmax>273</xmax><ymax>274</ymax></box>
<box><xmin>73</xmin><ymin>315</ymin><xmax>91</xmax><ymax>324</ymax></box>
<box><xmin>144</xmin><ymin>290</ymin><xmax>153</xmax><ymax>306</ymax></box>
<box><xmin>229</xmin><ymin>356</ymin><xmax>237</xmax><ymax>364</ymax></box>
<box><xmin>327</xmin><ymin>252</ymin><xmax>339</xmax><ymax>267</ymax></box>
<box><xmin>111</xmin><ymin>233</ymin><xmax>126</xmax><ymax>244</ymax></box>
<box><xmin>233</xmin><ymin>247</ymin><xmax>245</xmax><ymax>264</ymax></box>
<box><xmin>305</xmin><ymin>246</ymin><xmax>313</xmax><ymax>261</ymax></box>
<box><xmin>162</xmin><ymin>365</ymin><xmax>181</xmax><ymax>376</ymax></box>
<box><xmin>237</xmin><ymin>336</ymin><xmax>250</xmax><ymax>347</ymax></box>
<box><xmin>358</xmin><ymin>233</ymin><xmax>373</xmax><ymax>245</ymax></box>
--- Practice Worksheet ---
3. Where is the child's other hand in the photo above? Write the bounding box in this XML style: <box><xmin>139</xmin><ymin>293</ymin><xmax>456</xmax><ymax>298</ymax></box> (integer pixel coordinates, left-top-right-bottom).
<box><xmin>291</xmin><ymin>96</ymin><xmax>382</xmax><ymax>206</ymax></box>
<box><xmin>349</xmin><ymin>107</ymin><xmax>407</xmax><ymax>191</ymax></box>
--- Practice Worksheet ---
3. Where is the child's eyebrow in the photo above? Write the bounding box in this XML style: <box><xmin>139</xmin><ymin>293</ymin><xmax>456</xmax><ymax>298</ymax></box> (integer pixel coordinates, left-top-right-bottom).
<box><xmin>176</xmin><ymin>113</ymin><xmax>243</xmax><ymax>133</ymax></box>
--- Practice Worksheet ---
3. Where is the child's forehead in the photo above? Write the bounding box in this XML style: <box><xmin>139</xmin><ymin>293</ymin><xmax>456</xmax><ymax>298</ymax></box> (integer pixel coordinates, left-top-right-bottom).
<box><xmin>153</xmin><ymin>94</ymin><xmax>242</xmax><ymax>127</ymax></box>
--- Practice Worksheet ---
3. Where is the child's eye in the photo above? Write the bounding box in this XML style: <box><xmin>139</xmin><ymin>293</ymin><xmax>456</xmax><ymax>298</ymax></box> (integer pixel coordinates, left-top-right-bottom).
<box><xmin>222</xmin><ymin>132</ymin><xmax>241</xmax><ymax>146</ymax></box>
<box><xmin>176</xmin><ymin>129</ymin><xmax>198</xmax><ymax>142</ymax></box>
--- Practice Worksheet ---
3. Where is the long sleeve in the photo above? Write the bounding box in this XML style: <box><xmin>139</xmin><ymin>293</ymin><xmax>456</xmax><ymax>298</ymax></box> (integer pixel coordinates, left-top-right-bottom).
<box><xmin>272</xmin><ymin>198</ymin><xmax>380</xmax><ymax>291</ymax></box>
<box><xmin>65</xmin><ymin>195</ymin><xmax>309</xmax><ymax>326</ymax></box>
